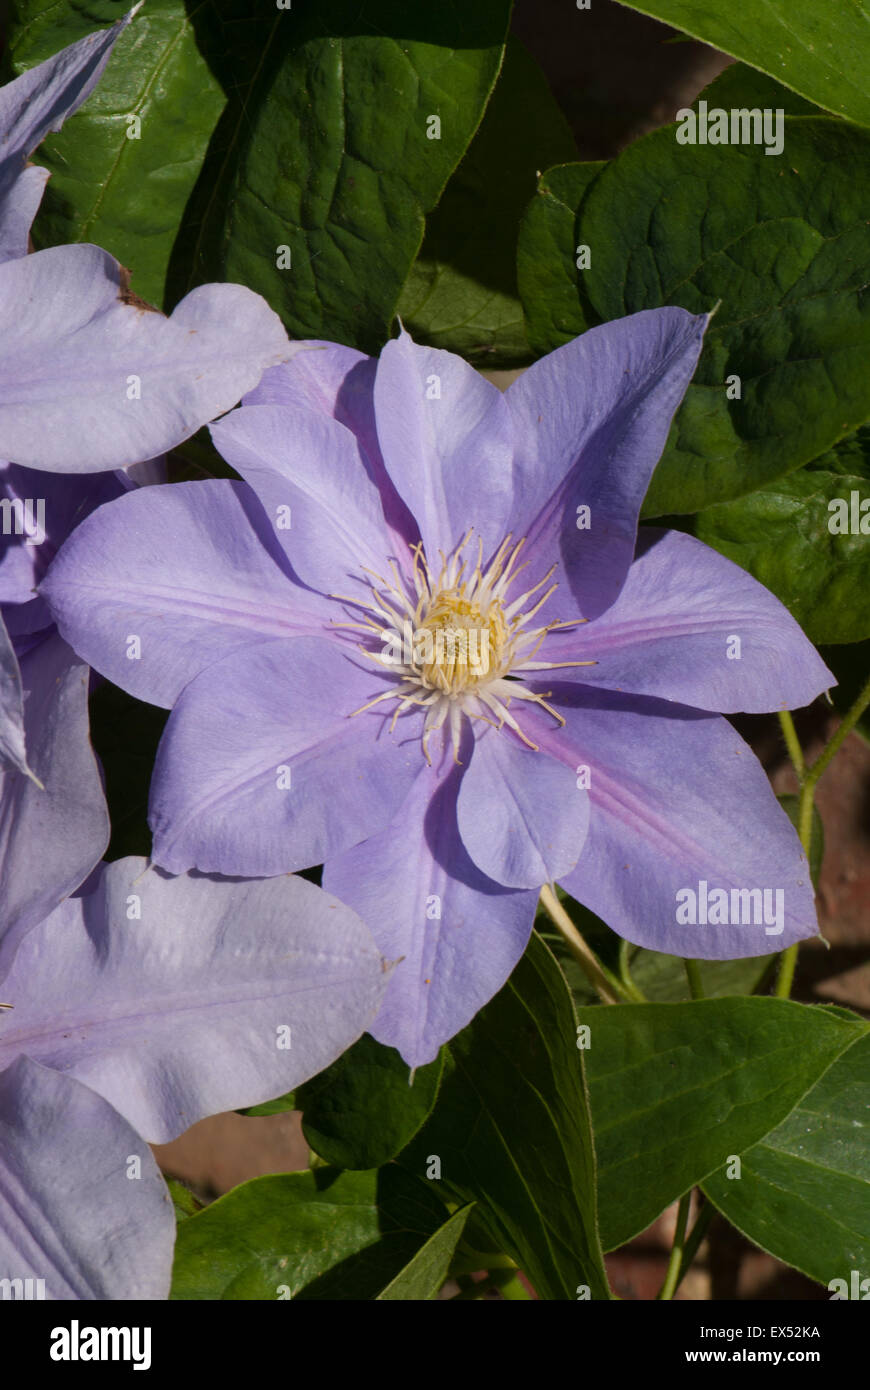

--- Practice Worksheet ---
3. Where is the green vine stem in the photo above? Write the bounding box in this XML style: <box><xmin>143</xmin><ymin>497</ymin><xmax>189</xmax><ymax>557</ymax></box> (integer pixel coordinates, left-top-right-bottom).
<box><xmin>673</xmin><ymin>1199</ymin><xmax>717</xmax><ymax>1297</ymax></box>
<box><xmin>658</xmin><ymin>1191</ymin><xmax>693</xmax><ymax>1300</ymax></box>
<box><xmin>775</xmin><ymin>673</ymin><xmax>870</xmax><ymax>998</ymax></box>
<box><xmin>683</xmin><ymin>957</ymin><xmax>705</xmax><ymax>1000</ymax></box>
<box><xmin>539</xmin><ymin>885</ymin><xmax>637</xmax><ymax>1004</ymax></box>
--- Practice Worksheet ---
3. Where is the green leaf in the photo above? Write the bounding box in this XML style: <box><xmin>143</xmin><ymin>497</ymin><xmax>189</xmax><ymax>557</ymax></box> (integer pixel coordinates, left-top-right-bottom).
<box><xmin>173</xmin><ymin>0</ymin><xmax>512</xmax><ymax>354</ymax></box>
<box><xmin>693</xmin><ymin>60</ymin><xmax>823</xmax><ymax>119</ymax></box>
<box><xmin>166</xmin><ymin>1178</ymin><xmax>203</xmax><ymax>1222</ymax></box>
<box><xmin>516</xmin><ymin>161</ymin><xmax>605</xmax><ymax>355</ymax></box>
<box><xmin>581</xmin><ymin>997</ymin><xmax>868</xmax><ymax>1251</ymax></box>
<box><xmin>88</xmin><ymin>682</ymin><xmax>168</xmax><ymax>861</ymax></box>
<box><xmin>695</xmin><ymin>464</ymin><xmax>870</xmax><ymax>644</ymax></box>
<box><xmin>569</xmin><ymin>118</ymin><xmax>870</xmax><ymax>516</ymax></box>
<box><xmin>240</xmin><ymin>1091</ymin><xmax>295</xmax><ymax>1119</ymax></box>
<box><xmin>536</xmin><ymin>896</ymin><xmax>773</xmax><ymax>1005</ymax></box>
<box><xmin>395</xmin><ymin>37</ymin><xmax>577</xmax><ymax>367</ymax></box>
<box><xmin>807</xmin><ymin>423</ymin><xmax>870</xmax><ymax>481</ymax></box>
<box><xmin>631</xmin><ymin>950</ymin><xmax>775</xmax><ymax>1002</ymax></box>
<box><xmin>702</xmin><ymin>1030</ymin><xmax>870</xmax><ymax>1286</ymax></box>
<box><xmin>6</xmin><ymin>0</ymin><xmax>226</xmax><ymax>310</ymax></box>
<box><xmin>613</xmin><ymin>0</ymin><xmax>870</xmax><ymax>127</ymax></box>
<box><xmin>399</xmin><ymin>932</ymin><xmax>610</xmax><ymax>1300</ymax></box>
<box><xmin>777</xmin><ymin>795</ymin><xmax>824</xmax><ymax>886</ymax></box>
<box><xmin>297</xmin><ymin>1032</ymin><xmax>444</xmax><ymax>1170</ymax></box>
<box><xmin>170</xmin><ymin>1165</ymin><xmax>450</xmax><ymax>1300</ymax></box>
<box><xmin>376</xmin><ymin>1204</ymin><xmax>473</xmax><ymax>1300</ymax></box>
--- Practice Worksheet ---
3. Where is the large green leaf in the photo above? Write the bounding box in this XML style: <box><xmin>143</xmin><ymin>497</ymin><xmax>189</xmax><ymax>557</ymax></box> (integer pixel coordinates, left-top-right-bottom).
<box><xmin>6</xmin><ymin>0</ymin><xmax>227</xmax><ymax>310</ymax></box>
<box><xmin>298</xmin><ymin>1032</ymin><xmax>444</xmax><ymax>1170</ymax></box>
<box><xmin>614</xmin><ymin>0</ymin><xmax>870</xmax><ymax>127</ymax></box>
<box><xmin>516</xmin><ymin>161</ymin><xmax>605</xmax><ymax>355</ymax></box>
<box><xmin>172</xmin><ymin>0</ymin><xmax>512</xmax><ymax>353</ymax></box>
<box><xmin>692</xmin><ymin>60</ymin><xmax>823</xmax><ymax>119</ymax></box>
<box><xmin>514</xmin><ymin>64</ymin><xmax>813</xmax><ymax>363</ymax></box>
<box><xmin>399</xmin><ymin>932</ymin><xmax>610</xmax><ymax>1300</ymax></box>
<box><xmin>696</xmin><ymin>461</ymin><xmax>870</xmax><ymax>645</ymax></box>
<box><xmin>807</xmin><ymin>423</ymin><xmax>870</xmax><ymax>481</ymax></box>
<box><xmin>703</xmin><ymin>1031</ymin><xmax>870</xmax><ymax>1286</ymax></box>
<box><xmin>376</xmin><ymin>1205</ymin><xmax>473</xmax><ymax>1300</ymax></box>
<box><xmin>170</xmin><ymin>1165</ymin><xmax>450</xmax><ymax>1300</ymax></box>
<box><xmin>395</xmin><ymin>37</ymin><xmax>577</xmax><ymax>367</ymax></box>
<box><xmin>571</xmin><ymin>118</ymin><xmax>870</xmax><ymax>516</ymax></box>
<box><xmin>581</xmin><ymin>997</ymin><xmax>868</xmax><ymax>1251</ymax></box>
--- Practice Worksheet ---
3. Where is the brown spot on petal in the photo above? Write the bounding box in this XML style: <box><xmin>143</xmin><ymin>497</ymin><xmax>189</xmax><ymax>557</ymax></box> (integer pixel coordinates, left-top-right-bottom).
<box><xmin>118</xmin><ymin>265</ymin><xmax>160</xmax><ymax>313</ymax></box>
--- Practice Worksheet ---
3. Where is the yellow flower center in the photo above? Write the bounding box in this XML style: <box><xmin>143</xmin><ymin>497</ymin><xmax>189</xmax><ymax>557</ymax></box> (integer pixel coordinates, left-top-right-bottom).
<box><xmin>334</xmin><ymin>530</ymin><xmax>595</xmax><ymax>762</ymax></box>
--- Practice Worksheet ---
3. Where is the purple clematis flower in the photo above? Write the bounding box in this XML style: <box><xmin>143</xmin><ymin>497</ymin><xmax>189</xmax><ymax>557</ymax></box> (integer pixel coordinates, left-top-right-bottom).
<box><xmin>43</xmin><ymin>312</ymin><xmax>835</xmax><ymax>1065</ymax></box>
<box><xmin>0</xmin><ymin>856</ymin><xmax>388</xmax><ymax>1298</ymax></box>
<box><xmin>0</xmin><ymin>8</ymin><xmax>293</xmax><ymax>952</ymax></box>
<box><xmin>0</xmin><ymin>7</ymin><xmax>291</xmax><ymax>475</ymax></box>
<box><xmin>0</xmin><ymin>462</ymin><xmax>165</xmax><ymax>967</ymax></box>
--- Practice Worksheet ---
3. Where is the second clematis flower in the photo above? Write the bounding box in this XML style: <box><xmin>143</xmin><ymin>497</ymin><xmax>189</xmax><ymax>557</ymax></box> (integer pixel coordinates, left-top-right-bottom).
<box><xmin>43</xmin><ymin>311</ymin><xmax>835</xmax><ymax>1065</ymax></box>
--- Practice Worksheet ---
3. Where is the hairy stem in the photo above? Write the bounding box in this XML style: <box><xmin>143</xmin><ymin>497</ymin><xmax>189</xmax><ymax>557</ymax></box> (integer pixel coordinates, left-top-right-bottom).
<box><xmin>539</xmin><ymin>885</ymin><xmax>623</xmax><ymax>1005</ymax></box>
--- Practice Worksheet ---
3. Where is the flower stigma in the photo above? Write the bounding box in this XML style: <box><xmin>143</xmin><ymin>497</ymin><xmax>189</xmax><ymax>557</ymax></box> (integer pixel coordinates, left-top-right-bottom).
<box><xmin>334</xmin><ymin>530</ymin><xmax>595</xmax><ymax>763</ymax></box>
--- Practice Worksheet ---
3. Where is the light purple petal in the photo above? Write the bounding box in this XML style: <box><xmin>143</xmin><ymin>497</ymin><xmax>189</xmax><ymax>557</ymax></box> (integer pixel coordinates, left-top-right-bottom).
<box><xmin>42</xmin><ymin>480</ymin><xmax>334</xmax><ymax>708</ymax></box>
<box><xmin>0</xmin><ymin>1057</ymin><xmax>174</xmax><ymax>1300</ymax></box>
<box><xmin>504</xmin><ymin>308</ymin><xmax>707</xmax><ymax>620</ymax></box>
<box><xmin>0</xmin><ymin>243</ymin><xmax>290</xmax><ymax>473</ymax></box>
<box><xmin>0</xmin><ymin>165</ymin><xmax>48</xmax><ymax>264</ymax></box>
<box><xmin>324</xmin><ymin>737</ymin><xmax>538</xmax><ymax>1067</ymax></box>
<box><xmin>0</xmin><ymin>7</ymin><xmax>135</xmax><ymax>260</ymax></box>
<box><xmin>0</xmin><ymin>634</ymin><xmax>108</xmax><ymax>973</ymax></box>
<box><xmin>0</xmin><ymin>859</ymin><xmax>388</xmax><ymax>1144</ymax></box>
<box><xmin>457</xmin><ymin>726</ymin><xmax>589</xmax><ymax>888</ymax></box>
<box><xmin>540</xmin><ymin>528</ymin><xmax>834</xmax><ymax>712</ymax></box>
<box><xmin>0</xmin><ymin>462</ymin><xmax>127</xmax><ymax>639</ymax></box>
<box><xmin>0</xmin><ymin>611</ymin><xmax>27</xmax><ymax>775</ymax></box>
<box><xmin>210</xmin><ymin>402</ymin><xmax>400</xmax><ymax>596</ymax></box>
<box><xmin>373</xmin><ymin>329</ymin><xmax>515</xmax><ymax>561</ymax></box>
<box><xmin>243</xmin><ymin>342</ymin><xmax>419</xmax><ymax>554</ymax></box>
<box><xmin>530</xmin><ymin>686</ymin><xmax>819</xmax><ymax>959</ymax></box>
<box><xmin>149</xmin><ymin>636</ymin><xmax>426</xmax><ymax>876</ymax></box>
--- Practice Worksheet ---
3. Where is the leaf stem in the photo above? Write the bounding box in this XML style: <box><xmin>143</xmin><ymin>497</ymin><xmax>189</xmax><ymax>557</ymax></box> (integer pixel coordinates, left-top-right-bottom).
<box><xmin>774</xmin><ymin>943</ymin><xmax>798</xmax><ymax>1000</ymax></box>
<box><xmin>619</xmin><ymin>938</ymin><xmax>649</xmax><ymax>1002</ymax></box>
<box><xmin>775</xmin><ymin>674</ymin><xmax>870</xmax><ymax>998</ymax></box>
<box><xmin>539</xmin><ymin>885</ymin><xmax>623</xmax><ymax>1004</ymax></box>
<box><xmin>657</xmin><ymin>1191</ymin><xmax>693</xmax><ymax>1300</ymax></box>
<box><xmin>807</xmin><ymin>671</ymin><xmax>870</xmax><ymax>785</ymax></box>
<box><xmin>683</xmin><ymin>957</ymin><xmax>705</xmax><ymax>1000</ymax></box>
<box><xmin>777</xmin><ymin>709</ymin><xmax>805</xmax><ymax>778</ymax></box>
<box><xmin>674</xmin><ymin>1198</ymin><xmax>716</xmax><ymax>1294</ymax></box>
<box><xmin>490</xmin><ymin>1268</ymin><xmax>533</xmax><ymax>1300</ymax></box>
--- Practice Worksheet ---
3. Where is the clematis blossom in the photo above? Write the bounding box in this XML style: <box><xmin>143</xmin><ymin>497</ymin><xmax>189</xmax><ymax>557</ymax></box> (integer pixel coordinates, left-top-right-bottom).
<box><xmin>43</xmin><ymin>312</ymin><xmax>835</xmax><ymax>1065</ymax></box>
<box><xmin>0</xmin><ymin>857</ymin><xmax>388</xmax><ymax>1298</ymax></box>
<box><xmin>0</xmin><ymin>462</ymin><xmax>165</xmax><ymax>966</ymax></box>
<box><xmin>0</xmin><ymin>7</ymin><xmax>291</xmax><ymax>474</ymax></box>
<box><xmin>0</xmin><ymin>8</ymin><xmax>294</xmax><ymax>952</ymax></box>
